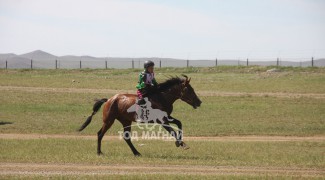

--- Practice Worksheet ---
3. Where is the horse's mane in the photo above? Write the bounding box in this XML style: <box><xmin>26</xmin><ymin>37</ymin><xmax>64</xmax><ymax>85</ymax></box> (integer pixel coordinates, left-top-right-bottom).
<box><xmin>157</xmin><ymin>77</ymin><xmax>184</xmax><ymax>92</ymax></box>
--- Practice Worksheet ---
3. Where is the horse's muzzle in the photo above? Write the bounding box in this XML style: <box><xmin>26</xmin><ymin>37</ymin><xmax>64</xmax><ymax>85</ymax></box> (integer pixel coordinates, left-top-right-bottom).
<box><xmin>193</xmin><ymin>100</ymin><xmax>202</xmax><ymax>109</ymax></box>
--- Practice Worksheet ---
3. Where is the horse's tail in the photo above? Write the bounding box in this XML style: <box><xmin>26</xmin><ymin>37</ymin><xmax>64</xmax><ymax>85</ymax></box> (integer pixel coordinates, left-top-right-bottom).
<box><xmin>78</xmin><ymin>98</ymin><xmax>108</xmax><ymax>132</ymax></box>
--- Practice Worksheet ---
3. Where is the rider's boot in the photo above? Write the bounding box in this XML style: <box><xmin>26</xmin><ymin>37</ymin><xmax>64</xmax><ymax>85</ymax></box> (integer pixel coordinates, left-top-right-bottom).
<box><xmin>137</xmin><ymin>98</ymin><xmax>146</xmax><ymax>105</ymax></box>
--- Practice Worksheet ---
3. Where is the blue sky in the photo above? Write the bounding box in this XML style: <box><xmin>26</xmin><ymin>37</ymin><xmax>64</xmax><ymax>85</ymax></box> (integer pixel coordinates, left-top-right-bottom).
<box><xmin>0</xmin><ymin>0</ymin><xmax>324</xmax><ymax>60</ymax></box>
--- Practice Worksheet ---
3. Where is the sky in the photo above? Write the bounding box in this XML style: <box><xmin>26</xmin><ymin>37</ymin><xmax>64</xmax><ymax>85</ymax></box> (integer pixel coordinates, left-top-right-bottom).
<box><xmin>0</xmin><ymin>0</ymin><xmax>325</xmax><ymax>60</ymax></box>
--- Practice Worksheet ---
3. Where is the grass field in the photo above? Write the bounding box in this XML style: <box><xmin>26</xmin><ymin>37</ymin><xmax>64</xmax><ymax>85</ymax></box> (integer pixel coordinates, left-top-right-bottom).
<box><xmin>1</xmin><ymin>139</ymin><xmax>324</xmax><ymax>168</ymax></box>
<box><xmin>0</xmin><ymin>66</ymin><xmax>324</xmax><ymax>179</ymax></box>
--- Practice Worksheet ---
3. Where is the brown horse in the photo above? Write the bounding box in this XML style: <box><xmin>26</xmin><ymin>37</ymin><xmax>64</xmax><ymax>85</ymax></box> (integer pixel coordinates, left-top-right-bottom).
<box><xmin>78</xmin><ymin>75</ymin><xmax>202</xmax><ymax>156</ymax></box>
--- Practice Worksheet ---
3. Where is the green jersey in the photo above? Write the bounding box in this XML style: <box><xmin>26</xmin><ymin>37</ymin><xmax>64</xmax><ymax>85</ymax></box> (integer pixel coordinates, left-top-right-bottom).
<box><xmin>136</xmin><ymin>71</ymin><xmax>158</xmax><ymax>90</ymax></box>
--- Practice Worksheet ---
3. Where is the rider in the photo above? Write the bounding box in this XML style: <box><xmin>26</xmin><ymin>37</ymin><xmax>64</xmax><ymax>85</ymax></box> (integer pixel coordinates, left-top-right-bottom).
<box><xmin>136</xmin><ymin>60</ymin><xmax>158</xmax><ymax>105</ymax></box>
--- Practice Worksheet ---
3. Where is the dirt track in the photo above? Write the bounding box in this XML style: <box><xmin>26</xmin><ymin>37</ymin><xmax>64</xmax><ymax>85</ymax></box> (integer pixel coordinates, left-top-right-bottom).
<box><xmin>1</xmin><ymin>162</ymin><xmax>324</xmax><ymax>177</ymax></box>
<box><xmin>1</xmin><ymin>85</ymin><xmax>325</xmax><ymax>98</ymax></box>
<box><xmin>1</xmin><ymin>133</ymin><xmax>325</xmax><ymax>142</ymax></box>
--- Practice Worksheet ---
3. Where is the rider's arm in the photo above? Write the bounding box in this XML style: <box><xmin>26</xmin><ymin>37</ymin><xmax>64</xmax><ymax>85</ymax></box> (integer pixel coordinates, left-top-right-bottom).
<box><xmin>136</xmin><ymin>72</ymin><xmax>147</xmax><ymax>89</ymax></box>
<box><xmin>152</xmin><ymin>77</ymin><xmax>158</xmax><ymax>86</ymax></box>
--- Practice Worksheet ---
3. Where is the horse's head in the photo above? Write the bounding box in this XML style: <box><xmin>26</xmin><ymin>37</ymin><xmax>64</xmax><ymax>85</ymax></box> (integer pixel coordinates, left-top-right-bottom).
<box><xmin>180</xmin><ymin>75</ymin><xmax>202</xmax><ymax>109</ymax></box>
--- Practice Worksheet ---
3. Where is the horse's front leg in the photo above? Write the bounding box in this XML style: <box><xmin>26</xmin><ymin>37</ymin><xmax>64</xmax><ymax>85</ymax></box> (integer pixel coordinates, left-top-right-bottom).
<box><xmin>167</xmin><ymin>116</ymin><xmax>183</xmax><ymax>142</ymax></box>
<box><xmin>162</xmin><ymin>118</ymin><xmax>189</xmax><ymax>150</ymax></box>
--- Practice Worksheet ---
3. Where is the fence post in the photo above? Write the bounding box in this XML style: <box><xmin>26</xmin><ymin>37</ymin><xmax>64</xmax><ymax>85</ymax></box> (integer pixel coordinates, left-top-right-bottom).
<box><xmin>277</xmin><ymin>58</ymin><xmax>279</xmax><ymax>67</ymax></box>
<box><xmin>159</xmin><ymin>60</ymin><xmax>161</xmax><ymax>68</ymax></box>
<box><xmin>246</xmin><ymin>58</ymin><xmax>249</xmax><ymax>66</ymax></box>
<box><xmin>105</xmin><ymin>61</ymin><xmax>108</xmax><ymax>69</ymax></box>
<box><xmin>187</xmin><ymin>60</ymin><xmax>189</xmax><ymax>67</ymax></box>
<box><xmin>80</xmin><ymin>60</ymin><xmax>82</xmax><ymax>69</ymax></box>
<box><xmin>311</xmin><ymin>57</ymin><xmax>314</xmax><ymax>67</ymax></box>
<box><xmin>215</xmin><ymin>58</ymin><xmax>218</xmax><ymax>66</ymax></box>
<box><xmin>132</xmin><ymin>60</ymin><xmax>134</xmax><ymax>69</ymax></box>
<box><xmin>55</xmin><ymin>60</ymin><xmax>58</xmax><ymax>69</ymax></box>
<box><xmin>6</xmin><ymin>61</ymin><xmax>8</xmax><ymax>69</ymax></box>
<box><xmin>31</xmin><ymin>59</ymin><xmax>33</xmax><ymax>69</ymax></box>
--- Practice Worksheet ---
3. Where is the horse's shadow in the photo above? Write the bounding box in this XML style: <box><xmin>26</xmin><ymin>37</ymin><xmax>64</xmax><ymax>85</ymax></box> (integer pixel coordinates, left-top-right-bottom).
<box><xmin>0</xmin><ymin>121</ymin><xmax>13</xmax><ymax>125</ymax></box>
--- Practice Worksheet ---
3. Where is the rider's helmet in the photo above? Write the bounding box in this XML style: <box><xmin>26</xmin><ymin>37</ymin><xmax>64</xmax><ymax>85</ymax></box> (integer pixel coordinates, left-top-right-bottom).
<box><xmin>144</xmin><ymin>60</ymin><xmax>155</xmax><ymax>69</ymax></box>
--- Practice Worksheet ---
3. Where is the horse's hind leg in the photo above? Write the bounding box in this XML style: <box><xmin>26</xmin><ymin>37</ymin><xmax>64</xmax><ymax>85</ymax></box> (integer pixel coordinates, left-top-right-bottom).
<box><xmin>97</xmin><ymin>118</ymin><xmax>115</xmax><ymax>155</ymax></box>
<box><xmin>121</xmin><ymin>121</ymin><xmax>141</xmax><ymax>156</ymax></box>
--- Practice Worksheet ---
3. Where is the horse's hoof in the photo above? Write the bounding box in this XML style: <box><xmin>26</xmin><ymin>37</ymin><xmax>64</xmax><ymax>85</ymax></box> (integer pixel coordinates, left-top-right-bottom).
<box><xmin>177</xmin><ymin>142</ymin><xmax>189</xmax><ymax>150</ymax></box>
<box><xmin>176</xmin><ymin>141</ymin><xmax>187</xmax><ymax>147</ymax></box>
<box><xmin>181</xmin><ymin>143</ymin><xmax>190</xmax><ymax>150</ymax></box>
<box><xmin>175</xmin><ymin>141</ymin><xmax>181</xmax><ymax>147</ymax></box>
<box><xmin>97</xmin><ymin>152</ymin><xmax>104</xmax><ymax>156</ymax></box>
<box><xmin>134</xmin><ymin>153</ymin><xmax>142</xmax><ymax>157</ymax></box>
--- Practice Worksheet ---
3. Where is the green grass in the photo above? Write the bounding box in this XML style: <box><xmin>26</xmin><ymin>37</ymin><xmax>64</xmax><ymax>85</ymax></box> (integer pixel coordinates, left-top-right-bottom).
<box><xmin>0</xmin><ymin>67</ymin><xmax>324</xmax><ymax>93</ymax></box>
<box><xmin>0</xmin><ymin>139</ymin><xmax>324</xmax><ymax>168</ymax></box>
<box><xmin>0</xmin><ymin>67</ymin><xmax>324</xmax><ymax>179</ymax></box>
<box><xmin>0</xmin><ymin>67</ymin><xmax>324</xmax><ymax>136</ymax></box>
<box><xmin>0</xmin><ymin>90</ymin><xmax>324</xmax><ymax>136</ymax></box>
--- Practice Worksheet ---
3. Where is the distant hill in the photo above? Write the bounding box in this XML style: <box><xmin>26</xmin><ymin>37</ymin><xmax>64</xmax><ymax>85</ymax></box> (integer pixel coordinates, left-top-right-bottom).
<box><xmin>0</xmin><ymin>53</ymin><xmax>17</xmax><ymax>60</ymax></box>
<box><xmin>19</xmin><ymin>50</ymin><xmax>57</xmax><ymax>61</ymax></box>
<box><xmin>314</xmin><ymin>59</ymin><xmax>325</xmax><ymax>66</ymax></box>
<box><xmin>4</xmin><ymin>56</ymin><xmax>31</xmax><ymax>68</ymax></box>
<box><xmin>59</xmin><ymin>55</ymin><xmax>101</xmax><ymax>62</ymax></box>
<box><xmin>0</xmin><ymin>50</ymin><xmax>324</xmax><ymax>69</ymax></box>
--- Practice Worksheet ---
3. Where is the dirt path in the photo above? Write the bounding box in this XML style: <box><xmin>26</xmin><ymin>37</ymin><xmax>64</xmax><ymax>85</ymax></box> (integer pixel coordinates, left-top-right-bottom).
<box><xmin>0</xmin><ymin>162</ymin><xmax>324</xmax><ymax>177</ymax></box>
<box><xmin>1</xmin><ymin>85</ymin><xmax>325</xmax><ymax>98</ymax></box>
<box><xmin>1</xmin><ymin>133</ymin><xmax>324</xmax><ymax>142</ymax></box>
<box><xmin>0</xmin><ymin>85</ymin><xmax>128</xmax><ymax>94</ymax></box>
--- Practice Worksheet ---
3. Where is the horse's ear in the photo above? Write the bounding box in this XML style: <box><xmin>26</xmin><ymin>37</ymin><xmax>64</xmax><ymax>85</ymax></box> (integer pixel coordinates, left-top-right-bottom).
<box><xmin>182</xmin><ymin>74</ymin><xmax>190</xmax><ymax>84</ymax></box>
<box><xmin>181</xmin><ymin>74</ymin><xmax>188</xmax><ymax>81</ymax></box>
<box><xmin>185</xmin><ymin>77</ymin><xmax>191</xmax><ymax>85</ymax></box>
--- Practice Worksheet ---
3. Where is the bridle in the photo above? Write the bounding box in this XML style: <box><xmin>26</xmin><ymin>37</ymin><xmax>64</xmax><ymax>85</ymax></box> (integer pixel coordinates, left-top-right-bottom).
<box><xmin>173</xmin><ymin>76</ymin><xmax>194</xmax><ymax>105</ymax></box>
<box><xmin>163</xmin><ymin>75</ymin><xmax>195</xmax><ymax>106</ymax></box>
